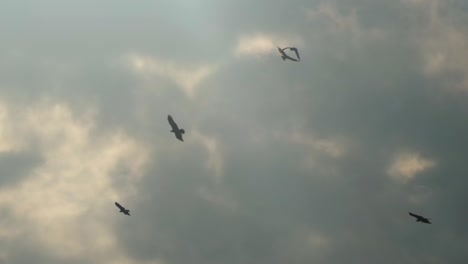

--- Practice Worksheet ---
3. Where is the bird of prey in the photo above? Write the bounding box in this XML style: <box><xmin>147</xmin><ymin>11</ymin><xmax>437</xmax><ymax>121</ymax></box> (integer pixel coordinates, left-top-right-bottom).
<box><xmin>168</xmin><ymin>115</ymin><xmax>185</xmax><ymax>141</ymax></box>
<box><xmin>277</xmin><ymin>46</ymin><xmax>300</xmax><ymax>62</ymax></box>
<box><xmin>115</xmin><ymin>202</ymin><xmax>130</xmax><ymax>216</ymax></box>
<box><xmin>409</xmin><ymin>212</ymin><xmax>431</xmax><ymax>224</ymax></box>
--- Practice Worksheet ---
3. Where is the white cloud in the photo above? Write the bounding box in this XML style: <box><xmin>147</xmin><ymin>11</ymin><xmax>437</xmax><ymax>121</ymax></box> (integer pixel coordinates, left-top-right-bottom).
<box><xmin>306</xmin><ymin>3</ymin><xmax>358</xmax><ymax>32</ymax></box>
<box><xmin>191</xmin><ymin>129</ymin><xmax>224</xmax><ymax>181</ymax></box>
<box><xmin>305</xmin><ymin>3</ymin><xmax>386</xmax><ymax>49</ymax></box>
<box><xmin>0</xmin><ymin>101</ymin><xmax>28</xmax><ymax>152</ymax></box>
<box><xmin>287</xmin><ymin>227</ymin><xmax>332</xmax><ymax>261</ymax></box>
<box><xmin>190</xmin><ymin>129</ymin><xmax>239</xmax><ymax>212</ymax></box>
<box><xmin>234</xmin><ymin>34</ymin><xmax>276</xmax><ymax>57</ymax></box>
<box><xmin>290</xmin><ymin>131</ymin><xmax>348</xmax><ymax>158</ymax></box>
<box><xmin>234</xmin><ymin>33</ymin><xmax>304</xmax><ymax>57</ymax></box>
<box><xmin>271</xmin><ymin>129</ymin><xmax>351</xmax><ymax>179</ymax></box>
<box><xmin>403</xmin><ymin>0</ymin><xmax>468</xmax><ymax>91</ymax></box>
<box><xmin>125</xmin><ymin>53</ymin><xmax>219</xmax><ymax>99</ymax></box>
<box><xmin>0</xmin><ymin>99</ymin><xmax>151</xmax><ymax>262</ymax></box>
<box><xmin>387</xmin><ymin>152</ymin><xmax>436</xmax><ymax>183</ymax></box>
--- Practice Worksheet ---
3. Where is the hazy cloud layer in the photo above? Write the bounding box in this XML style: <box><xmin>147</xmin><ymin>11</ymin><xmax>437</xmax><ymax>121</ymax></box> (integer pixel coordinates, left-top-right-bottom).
<box><xmin>0</xmin><ymin>0</ymin><xmax>467</xmax><ymax>263</ymax></box>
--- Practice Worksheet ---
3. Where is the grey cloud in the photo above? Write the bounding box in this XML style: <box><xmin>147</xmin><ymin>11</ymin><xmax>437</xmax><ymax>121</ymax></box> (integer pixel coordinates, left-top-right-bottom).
<box><xmin>0</xmin><ymin>151</ymin><xmax>42</xmax><ymax>187</ymax></box>
<box><xmin>1</xmin><ymin>0</ymin><xmax>468</xmax><ymax>264</ymax></box>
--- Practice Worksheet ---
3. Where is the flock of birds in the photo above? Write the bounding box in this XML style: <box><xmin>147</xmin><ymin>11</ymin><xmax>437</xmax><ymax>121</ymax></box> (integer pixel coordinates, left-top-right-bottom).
<box><xmin>114</xmin><ymin>46</ymin><xmax>432</xmax><ymax>225</ymax></box>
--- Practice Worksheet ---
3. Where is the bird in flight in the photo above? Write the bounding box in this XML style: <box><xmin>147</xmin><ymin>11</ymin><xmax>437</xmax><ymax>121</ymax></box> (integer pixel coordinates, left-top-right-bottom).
<box><xmin>277</xmin><ymin>46</ymin><xmax>300</xmax><ymax>62</ymax></box>
<box><xmin>408</xmin><ymin>212</ymin><xmax>431</xmax><ymax>224</ymax></box>
<box><xmin>168</xmin><ymin>115</ymin><xmax>185</xmax><ymax>142</ymax></box>
<box><xmin>115</xmin><ymin>202</ymin><xmax>130</xmax><ymax>216</ymax></box>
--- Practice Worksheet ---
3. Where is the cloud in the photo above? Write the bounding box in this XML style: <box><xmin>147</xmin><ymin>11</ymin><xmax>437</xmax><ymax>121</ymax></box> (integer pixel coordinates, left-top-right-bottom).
<box><xmin>305</xmin><ymin>2</ymin><xmax>386</xmax><ymax>49</ymax></box>
<box><xmin>234</xmin><ymin>33</ymin><xmax>303</xmax><ymax>57</ymax></box>
<box><xmin>280</xmin><ymin>226</ymin><xmax>333</xmax><ymax>264</ymax></box>
<box><xmin>0</xmin><ymin>99</ymin><xmax>150</xmax><ymax>263</ymax></box>
<box><xmin>0</xmin><ymin>151</ymin><xmax>42</xmax><ymax>187</ymax></box>
<box><xmin>290</xmin><ymin>131</ymin><xmax>348</xmax><ymax>158</ymax></box>
<box><xmin>125</xmin><ymin>53</ymin><xmax>220</xmax><ymax>99</ymax></box>
<box><xmin>197</xmin><ymin>185</ymin><xmax>239</xmax><ymax>212</ymax></box>
<box><xmin>1</xmin><ymin>0</ymin><xmax>468</xmax><ymax>263</ymax></box>
<box><xmin>191</xmin><ymin>129</ymin><xmax>224</xmax><ymax>180</ymax></box>
<box><xmin>387</xmin><ymin>152</ymin><xmax>436</xmax><ymax>183</ymax></box>
<box><xmin>402</xmin><ymin>0</ymin><xmax>468</xmax><ymax>91</ymax></box>
<box><xmin>234</xmin><ymin>34</ymin><xmax>276</xmax><ymax>57</ymax></box>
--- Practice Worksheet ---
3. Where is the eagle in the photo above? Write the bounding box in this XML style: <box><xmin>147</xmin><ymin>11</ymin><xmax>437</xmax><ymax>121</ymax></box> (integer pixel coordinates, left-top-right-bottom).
<box><xmin>168</xmin><ymin>115</ymin><xmax>185</xmax><ymax>141</ymax></box>
<box><xmin>277</xmin><ymin>46</ymin><xmax>300</xmax><ymax>62</ymax></box>
<box><xmin>408</xmin><ymin>212</ymin><xmax>431</xmax><ymax>224</ymax></box>
<box><xmin>115</xmin><ymin>202</ymin><xmax>130</xmax><ymax>216</ymax></box>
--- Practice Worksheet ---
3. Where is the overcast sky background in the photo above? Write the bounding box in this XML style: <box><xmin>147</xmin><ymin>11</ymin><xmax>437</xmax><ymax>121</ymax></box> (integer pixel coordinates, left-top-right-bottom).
<box><xmin>0</xmin><ymin>0</ymin><xmax>468</xmax><ymax>263</ymax></box>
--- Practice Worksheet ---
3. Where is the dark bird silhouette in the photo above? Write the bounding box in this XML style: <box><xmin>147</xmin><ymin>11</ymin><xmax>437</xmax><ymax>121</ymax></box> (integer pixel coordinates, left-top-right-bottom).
<box><xmin>115</xmin><ymin>202</ymin><xmax>130</xmax><ymax>216</ymax></box>
<box><xmin>287</xmin><ymin>47</ymin><xmax>300</xmax><ymax>61</ymax></box>
<box><xmin>277</xmin><ymin>46</ymin><xmax>300</xmax><ymax>62</ymax></box>
<box><xmin>409</xmin><ymin>212</ymin><xmax>431</xmax><ymax>224</ymax></box>
<box><xmin>168</xmin><ymin>115</ymin><xmax>185</xmax><ymax>141</ymax></box>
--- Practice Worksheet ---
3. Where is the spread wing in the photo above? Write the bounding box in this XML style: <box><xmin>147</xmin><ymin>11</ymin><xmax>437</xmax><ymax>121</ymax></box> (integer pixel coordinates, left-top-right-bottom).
<box><xmin>409</xmin><ymin>212</ymin><xmax>421</xmax><ymax>219</ymax></box>
<box><xmin>290</xmin><ymin>47</ymin><xmax>300</xmax><ymax>61</ymax></box>
<box><xmin>168</xmin><ymin>115</ymin><xmax>178</xmax><ymax>130</ymax></box>
<box><xmin>115</xmin><ymin>202</ymin><xmax>125</xmax><ymax>210</ymax></box>
<box><xmin>278</xmin><ymin>47</ymin><xmax>298</xmax><ymax>62</ymax></box>
<box><xmin>284</xmin><ymin>47</ymin><xmax>300</xmax><ymax>61</ymax></box>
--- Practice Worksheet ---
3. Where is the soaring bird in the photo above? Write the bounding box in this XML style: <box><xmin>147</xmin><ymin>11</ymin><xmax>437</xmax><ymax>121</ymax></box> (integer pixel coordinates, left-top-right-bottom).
<box><xmin>409</xmin><ymin>212</ymin><xmax>431</xmax><ymax>224</ymax></box>
<box><xmin>115</xmin><ymin>202</ymin><xmax>130</xmax><ymax>216</ymax></box>
<box><xmin>277</xmin><ymin>46</ymin><xmax>300</xmax><ymax>62</ymax></box>
<box><xmin>168</xmin><ymin>115</ymin><xmax>185</xmax><ymax>142</ymax></box>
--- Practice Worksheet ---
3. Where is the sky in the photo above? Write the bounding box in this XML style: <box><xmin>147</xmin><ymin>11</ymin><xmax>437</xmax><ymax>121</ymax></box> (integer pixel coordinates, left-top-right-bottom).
<box><xmin>0</xmin><ymin>0</ymin><xmax>468</xmax><ymax>263</ymax></box>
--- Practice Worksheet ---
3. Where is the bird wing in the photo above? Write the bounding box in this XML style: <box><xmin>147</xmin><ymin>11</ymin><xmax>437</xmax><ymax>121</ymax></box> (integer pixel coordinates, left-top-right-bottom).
<box><xmin>115</xmin><ymin>202</ymin><xmax>125</xmax><ymax>210</ymax></box>
<box><xmin>279</xmin><ymin>47</ymin><xmax>299</xmax><ymax>61</ymax></box>
<box><xmin>284</xmin><ymin>47</ymin><xmax>300</xmax><ymax>60</ymax></box>
<box><xmin>409</xmin><ymin>212</ymin><xmax>421</xmax><ymax>218</ymax></box>
<box><xmin>290</xmin><ymin>48</ymin><xmax>300</xmax><ymax>61</ymax></box>
<box><xmin>168</xmin><ymin>115</ymin><xmax>178</xmax><ymax>130</ymax></box>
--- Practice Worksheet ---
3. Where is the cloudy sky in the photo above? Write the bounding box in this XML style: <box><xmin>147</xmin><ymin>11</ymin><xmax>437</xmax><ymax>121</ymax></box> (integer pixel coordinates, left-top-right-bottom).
<box><xmin>0</xmin><ymin>0</ymin><xmax>468</xmax><ymax>263</ymax></box>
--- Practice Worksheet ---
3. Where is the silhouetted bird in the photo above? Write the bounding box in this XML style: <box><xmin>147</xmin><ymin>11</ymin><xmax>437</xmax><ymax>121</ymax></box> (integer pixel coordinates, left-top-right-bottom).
<box><xmin>287</xmin><ymin>47</ymin><xmax>300</xmax><ymax>61</ymax></box>
<box><xmin>277</xmin><ymin>46</ymin><xmax>300</xmax><ymax>62</ymax></box>
<box><xmin>168</xmin><ymin>115</ymin><xmax>185</xmax><ymax>141</ymax></box>
<box><xmin>409</xmin><ymin>212</ymin><xmax>431</xmax><ymax>224</ymax></box>
<box><xmin>115</xmin><ymin>202</ymin><xmax>130</xmax><ymax>216</ymax></box>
